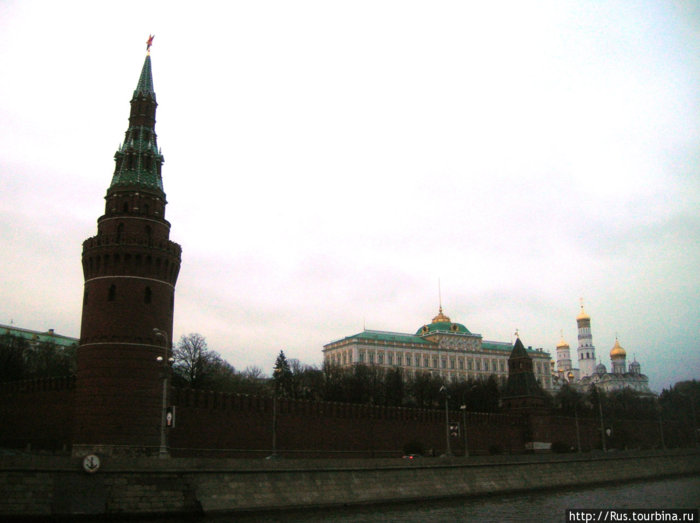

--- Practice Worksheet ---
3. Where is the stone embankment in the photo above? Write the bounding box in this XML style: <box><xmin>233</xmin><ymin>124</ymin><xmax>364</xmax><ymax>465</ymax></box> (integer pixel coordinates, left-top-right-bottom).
<box><xmin>1</xmin><ymin>450</ymin><xmax>698</xmax><ymax>518</ymax></box>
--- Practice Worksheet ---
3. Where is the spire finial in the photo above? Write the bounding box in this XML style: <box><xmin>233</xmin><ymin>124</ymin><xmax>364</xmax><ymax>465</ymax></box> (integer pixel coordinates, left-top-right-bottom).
<box><xmin>515</xmin><ymin>328</ymin><xmax>520</xmax><ymax>338</ymax></box>
<box><xmin>146</xmin><ymin>34</ymin><xmax>155</xmax><ymax>55</ymax></box>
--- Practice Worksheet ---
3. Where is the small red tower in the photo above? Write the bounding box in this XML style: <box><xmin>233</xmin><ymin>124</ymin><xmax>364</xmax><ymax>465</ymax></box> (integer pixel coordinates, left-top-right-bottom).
<box><xmin>73</xmin><ymin>47</ymin><xmax>181</xmax><ymax>455</ymax></box>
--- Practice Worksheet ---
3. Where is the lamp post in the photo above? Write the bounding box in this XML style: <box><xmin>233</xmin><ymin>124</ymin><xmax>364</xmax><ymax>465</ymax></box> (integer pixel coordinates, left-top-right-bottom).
<box><xmin>267</xmin><ymin>373</ymin><xmax>279</xmax><ymax>460</ymax></box>
<box><xmin>440</xmin><ymin>385</ymin><xmax>452</xmax><ymax>457</ymax></box>
<box><xmin>153</xmin><ymin>328</ymin><xmax>171</xmax><ymax>459</ymax></box>
<box><xmin>595</xmin><ymin>384</ymin><xmax>607</xmax><ymax>452</ymax></box>
<box><xmin>460</xmin><ymin>404</ymin><xmax>469</xmax><ymax>457</ymax></box>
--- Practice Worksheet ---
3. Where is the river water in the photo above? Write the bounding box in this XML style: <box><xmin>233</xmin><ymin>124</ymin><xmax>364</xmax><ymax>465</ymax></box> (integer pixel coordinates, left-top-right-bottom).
<box><xmin>131</xmin><ymin>475</ymin><xmax>699</xmax><ymax>522</ymax></box>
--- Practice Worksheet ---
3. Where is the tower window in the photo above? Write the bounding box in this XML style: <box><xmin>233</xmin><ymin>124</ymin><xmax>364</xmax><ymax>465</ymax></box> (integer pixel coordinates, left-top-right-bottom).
<box><xmin>108</xmin><ymin>284</ymin><xmax>116</xmax><ymax>301</ymax></box>
<box><xmin>117</xmin><ymin>223</ymin><xmax>124</xmax><ymax>242</ymax></box>
<box><xmin>144</xmin><ymin>287</ymin><xmax>152</xmax><ymax>304</ymax></box>
<box><xmin>122</xmin><ymin>202</ymin><xmax>129</xmax><ymax>213</ymax></box>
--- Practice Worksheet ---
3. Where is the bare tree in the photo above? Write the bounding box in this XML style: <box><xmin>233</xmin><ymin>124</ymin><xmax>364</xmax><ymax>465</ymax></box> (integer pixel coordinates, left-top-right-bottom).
<box><xmin>173</xmin><ymin>333</ymin><xmax>221</xmax><ymax>388</ymax></box>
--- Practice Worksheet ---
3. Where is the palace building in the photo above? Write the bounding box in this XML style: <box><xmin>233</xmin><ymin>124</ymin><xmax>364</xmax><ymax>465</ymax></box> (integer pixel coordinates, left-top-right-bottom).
<box><xmin>323</xmin><ymin>307</ymin><xmax>553</xmax><ymax>391</ymax></box>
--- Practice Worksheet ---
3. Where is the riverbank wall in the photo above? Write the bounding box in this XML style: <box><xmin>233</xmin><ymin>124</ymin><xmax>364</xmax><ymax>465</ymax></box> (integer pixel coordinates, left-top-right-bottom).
<box><xmin>1</xmin><ymin>449</ymin><xmax>698</xmax><ymax>518</ymax></box>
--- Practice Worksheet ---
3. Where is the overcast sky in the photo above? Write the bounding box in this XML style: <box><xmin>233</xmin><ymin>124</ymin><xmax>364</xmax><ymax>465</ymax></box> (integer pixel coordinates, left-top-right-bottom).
<box><xmin>1</xmin><ymin>1</ymin><xmax>698</xmax><ymax>392</ymax></box>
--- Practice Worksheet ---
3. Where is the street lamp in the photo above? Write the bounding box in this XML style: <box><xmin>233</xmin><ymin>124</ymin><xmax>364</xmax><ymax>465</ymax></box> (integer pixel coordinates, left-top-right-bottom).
<box><xmin>595</xmin><ymin>384</ymin><xmax>607</xmax><ymax>452</ymax></box>
<box><xmin>153</xmin><ymin>328</ymin><xmax>171</xmax><ymax>459</ymax></box>
<box><xmin>460</xmin><ymin>404</ymin><xmax>469</xmax><ymax>457</ymax></box>
<box><xmin>440</xmin><ymin>385</ymin><xmax>452</xmax><ymax>457</ymax></box>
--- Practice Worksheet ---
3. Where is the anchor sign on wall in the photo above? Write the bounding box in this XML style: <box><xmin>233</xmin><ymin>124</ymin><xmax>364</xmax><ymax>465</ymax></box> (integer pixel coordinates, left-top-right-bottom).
<box><xmin>82</xmin><ymin>454</ymin><xmax>101</xmax><ymax>474</ymax></box>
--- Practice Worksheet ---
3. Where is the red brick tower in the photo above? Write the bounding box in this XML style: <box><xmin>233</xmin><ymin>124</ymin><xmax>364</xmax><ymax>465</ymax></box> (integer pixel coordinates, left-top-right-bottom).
<box><xmin>73</xmin><ymin>46</ymin><xmax>181</xmax><ymax>455</ymax></box>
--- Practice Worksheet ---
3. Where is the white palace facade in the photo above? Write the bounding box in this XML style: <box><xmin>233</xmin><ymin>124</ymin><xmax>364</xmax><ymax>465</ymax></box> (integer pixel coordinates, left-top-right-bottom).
<box><xmin>323</xmin><ymin>307</ymin><xmax>553</xmax><ymax>391</ymax></box>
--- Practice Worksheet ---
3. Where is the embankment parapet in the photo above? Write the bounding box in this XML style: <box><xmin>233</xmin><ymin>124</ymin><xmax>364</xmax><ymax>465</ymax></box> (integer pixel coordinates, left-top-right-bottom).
<box><xmin>1</xmin><ymin>450</ymin><xmax>698</xmax><ymax>518</ymax></box>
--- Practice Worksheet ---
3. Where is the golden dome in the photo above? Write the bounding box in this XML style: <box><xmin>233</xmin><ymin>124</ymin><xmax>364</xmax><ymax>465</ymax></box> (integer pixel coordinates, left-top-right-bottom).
<box><xmin>556</xmin><ymin>334</ymin><xmax>569</xmax><ymax>348</ymax></box>
<box><xmin>431</xmin><ymin>306</ymin><xmax>451</xmax><ymax>324</ymax></box>
<box><xmin>576</xmin><ymin>305</ymin><xmax>590</xmax><ymax>321</ymax></box>
<box><xmin>610</xmin><ymin>338</ymin><xmax>626</xmax><ymax>358</ymax></box>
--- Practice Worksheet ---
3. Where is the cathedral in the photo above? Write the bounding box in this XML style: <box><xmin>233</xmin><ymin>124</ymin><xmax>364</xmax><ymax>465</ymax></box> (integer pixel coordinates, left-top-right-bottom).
<box><xmin>552</xmin><ymin>303</ymin><xmax>651</xmax><ymax>394</ymax></box>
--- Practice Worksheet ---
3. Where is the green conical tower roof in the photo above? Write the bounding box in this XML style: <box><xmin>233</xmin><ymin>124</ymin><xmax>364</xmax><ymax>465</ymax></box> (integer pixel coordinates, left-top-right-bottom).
<box><xmin>133</xmin><ymin>54</ymin><xmax>155</xmax><ymax>99</ymax></box>
<box><xmin>109</xmin><ymin>54</ymin><xmax>164</xmax><ymax>193</ymax></box>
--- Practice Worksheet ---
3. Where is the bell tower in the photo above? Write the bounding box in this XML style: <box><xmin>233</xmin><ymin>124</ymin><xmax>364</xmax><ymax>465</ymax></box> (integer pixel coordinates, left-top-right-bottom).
<box><xmin>73</xmin><ymin>43</ymin><xmax>181</xmax><ymax>455</ymax></box>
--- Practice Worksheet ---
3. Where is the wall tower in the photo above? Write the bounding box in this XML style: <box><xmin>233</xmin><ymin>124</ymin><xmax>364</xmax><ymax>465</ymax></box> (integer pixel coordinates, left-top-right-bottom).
<box><xmin>576</xmin><ymin>300</ymin><xmax>596</xmax><ymax>377</ymax></box>
<box><xmin>73</xmin><ymin>45</ymin><xmax>181</xmax><ymax>455</ymax></box>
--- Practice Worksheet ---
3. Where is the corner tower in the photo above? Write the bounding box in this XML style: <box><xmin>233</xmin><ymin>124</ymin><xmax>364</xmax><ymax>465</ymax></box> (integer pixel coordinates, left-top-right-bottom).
<box><xmin>73</xmin><ymin>46</ymin><xmax>181</xmax><ymax>455</ymax></box>
<box><xmin>576</xmin><ymin>300</ymin><xmax>596</xmax><ymax>377</ymax></box>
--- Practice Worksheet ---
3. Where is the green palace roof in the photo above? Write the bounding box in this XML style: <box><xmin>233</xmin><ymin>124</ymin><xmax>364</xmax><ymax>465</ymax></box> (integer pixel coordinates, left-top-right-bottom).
<box><xmin>0</xmin><ymin>324</ymin><xmax>78</xmax><ymax>349</ymax></box>
<box><xmin>338</xmin><ymin>330</ymin><xmax>434</xmax><ymax>346</ymax></box>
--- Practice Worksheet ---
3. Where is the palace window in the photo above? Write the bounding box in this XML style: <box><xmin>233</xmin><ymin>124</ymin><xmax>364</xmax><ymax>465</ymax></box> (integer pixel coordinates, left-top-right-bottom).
<box><xmin>388</xmin><ymin>353</ymin><xmax>393</xmax><ymax>365</ymax></box>
<box><xmin>378</xmin><ymin>353</ymin><xmax>384</xmax><ymax>364</ymax></box>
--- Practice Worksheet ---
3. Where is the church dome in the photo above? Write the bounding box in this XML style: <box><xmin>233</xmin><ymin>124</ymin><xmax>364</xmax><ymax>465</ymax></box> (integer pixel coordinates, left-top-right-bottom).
<box><xmin>576</xmin><ymin>305</ymin><xmax>590</xmax><ymax>321</ymax></box>
<box><xmin>556</xmin><ymin>335</ymin><xmax>569</xmax><ymax>349</ymax></box>
<box><xmin>610</xmin><ymin>338</ymin><xmax>626</xmax><ymax>358</ymax></box>
<box><xmin>595</xmin><ymin>362</ymin><xmax>607</xmax><ymax>375</ymax></box>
